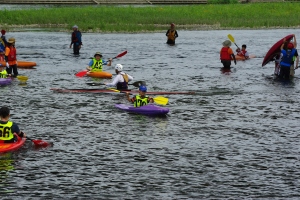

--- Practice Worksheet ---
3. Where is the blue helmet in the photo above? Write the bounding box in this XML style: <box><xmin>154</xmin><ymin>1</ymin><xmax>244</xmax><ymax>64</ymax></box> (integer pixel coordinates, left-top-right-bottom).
<box><xmin>139</xmin><ymin>85</ymin><xmax>147</xmax><ymax>92</ymax></box>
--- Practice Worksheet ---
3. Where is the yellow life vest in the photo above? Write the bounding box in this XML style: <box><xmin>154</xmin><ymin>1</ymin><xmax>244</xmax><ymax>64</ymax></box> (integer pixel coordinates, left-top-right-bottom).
<box><xmin>167</xmin><ymin>30</ymin><xmax>176</xmax><ymax>41</ymax></box>
<box><xmin>134</xmin><ymin>95</ymin><xmax>149</xmax><ymax>107</ymax></box>
<box><xmin>0</xmin><ymin>121</ymin><xmax>14</xmax><ymax>141</ymax></box>
<box><xmin>91</xmin><ymin>58</ymin><xmax>103</xmax><ymax>72</ymax></box>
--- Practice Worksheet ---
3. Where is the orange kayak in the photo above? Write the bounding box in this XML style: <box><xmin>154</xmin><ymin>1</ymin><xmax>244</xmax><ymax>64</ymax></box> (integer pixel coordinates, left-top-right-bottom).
<box><xmin>87</xmin><ymin>71</ymin><xmax>112</xmax><ymax>79</ymax></box>
<box><xmin>0</xmin><ymin>61</ymin><xmax>37</xmax><ymax>68</ymax></box>
<box><xmin>233</xmin><ymin>54</ymin><xmax>256</xmax><ymax>61</ymax></box>
<box><xmin>0</xmin><ymin>135</ymin><xmax>26</xmax><ymax>153</ymax></box>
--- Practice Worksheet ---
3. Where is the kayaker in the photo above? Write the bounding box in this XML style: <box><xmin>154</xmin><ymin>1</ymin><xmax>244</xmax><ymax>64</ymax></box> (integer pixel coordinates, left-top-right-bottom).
<box><xmin>236</xmin><ymin>44</ymin><xmax>249</xmax><ymax>59</ymax></box>
<box><xmin>0</xmin><ymin>29</ymin><xmax>7</xmax><ymax>61</ymax></box>
<box><xmin>0</xmin><ymin>64</ymin><xmax>8</xmax><ymax>78</ymax></box>
<box><xmin>279</xmin><ymin>37</ymin><xmax>299</xmax><ymax>80</ymax></box>
<box><xmin>166</xmin><ymin>23</ymin><xmax>178</xmax><ymax>45</ymax></box>
<box><xmin>5</xmin><ymin>37</ymin><xmax>18</xmax><ymax>77</ymax></box>
<box><xmin>69</xmin><ymin>25</ymin><xmax>82</xmax><ymax>55</ymax></box>
<box><xmin>126</xmin><ymin>85</ymin><xmax>154</xmax><ymax>107</ymax></box>
<box><xmin>290</xmin><ymin>34</ymin><xmax>297</xmax><ymax>77</ymax></box>
<box><xmin>0</xmin><ymin>106</ymin><xmax>26</xmax><ymax>143</ymax></box>
<box><xmin>86</xmin><ymin>52</ymin><xmax>112</xmax><ymax>72</ymax></box>
<box><xmin>220</xmin><ymin>40</ymin><xmax>236</xmax><ymax>69</ymax></box>
<box><xmin>105</xmin><ymin>64</ymin><xmax>133</xmax><ymax>90</ymax></box>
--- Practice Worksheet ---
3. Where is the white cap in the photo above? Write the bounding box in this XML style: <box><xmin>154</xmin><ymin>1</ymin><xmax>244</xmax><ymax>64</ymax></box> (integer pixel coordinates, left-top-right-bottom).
<box><xmin>115</xmin><ymin>64</ymin><xmax>123</xmax><ymax>71</ymax></box>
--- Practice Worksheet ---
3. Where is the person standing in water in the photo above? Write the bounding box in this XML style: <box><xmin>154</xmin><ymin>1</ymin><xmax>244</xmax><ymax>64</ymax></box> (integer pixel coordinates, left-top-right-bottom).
<box><xmin>220</xmin><ymin>40</ymin><xmax>236</xmax><ymax>70</ymax></box>
<box><xmin>166</xmin><ymin>23</ymin><xmax>178</xmax><ymax>45</ymax></box>
<box><xmin>70</xmin><ymin>25</ymin><xmax>82</xmax><ymax>55</ymax></box>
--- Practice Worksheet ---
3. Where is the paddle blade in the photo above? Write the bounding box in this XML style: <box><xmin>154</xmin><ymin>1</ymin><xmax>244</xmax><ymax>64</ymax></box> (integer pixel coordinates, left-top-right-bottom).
<box><xmin>131</xmin><ymin>81</ymin><xmax>146</xmax><ymax>87</ymax></box>
<box><xmin>227</xmin><ymin>34</ymin><xmax>235</xmax><ymax>43</ymax></box>
<box><xmin>114</xmin><ymin>51</ymin><xmax>127</xmax><ymax>59</ymax></box>
<box><xmin>153</xmin><ymin>96</ymin><xmax>168</xmax><ymax>105</ymax></box>
<box><xmin>31</xmin><ymin>139</ymin><xmax>52</xmax><ymax>148</ymax></box>
<box><xmin>75</xmin><ymin>70</ymin><xmax>88</xmax><ymax>77</ymax></box>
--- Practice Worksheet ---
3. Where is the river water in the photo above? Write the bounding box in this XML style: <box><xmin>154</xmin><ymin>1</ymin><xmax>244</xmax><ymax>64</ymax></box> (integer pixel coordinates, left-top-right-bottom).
<box><xmin>0</xmin><ymin>29</ymin><xmax>299</xmax><ymax>199</ymax></box>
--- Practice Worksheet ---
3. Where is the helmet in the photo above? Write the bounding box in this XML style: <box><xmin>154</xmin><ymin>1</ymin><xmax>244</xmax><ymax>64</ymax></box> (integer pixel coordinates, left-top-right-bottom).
<box><xmin>115</xmin><ymin>64</ymin><xmax>123</xmax><ymax>71</ymax></box>
<box><xmin>287</xmin><ymin>42</ymin><xmax>294</xmax><ymax>49</ymax></box>
<box><xmin>94</xmin><ymin>52</ymin><xmax>102</xmax><ymax>57</ymax></box>
<box><xmin>139</xmin><ymin>85</ymin><xmax>147</xmax><ymax>92</ymax></box>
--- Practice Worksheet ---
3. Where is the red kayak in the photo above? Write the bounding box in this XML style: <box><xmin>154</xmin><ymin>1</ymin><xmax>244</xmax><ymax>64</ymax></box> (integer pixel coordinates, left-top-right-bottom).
<box><xmin>0</xmin><ymin>135</ymin><xmax>26</xmax><ymax>153</ymax></box>
<box><xmin>51</xmin><ymin>88</ymin><xmax>195</xmax><ymax>95</ymax></box>
<box><xmin>262</xmin><ymin>34</ymin><xmax>294</xmax><ymax>67</ymax></box>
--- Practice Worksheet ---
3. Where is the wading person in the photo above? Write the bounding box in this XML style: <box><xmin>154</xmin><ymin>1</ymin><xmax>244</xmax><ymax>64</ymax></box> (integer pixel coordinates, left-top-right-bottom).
<box><xmin>70</xmin><ymin>25</ymin><xmax>82</xmax><ymax>55</ymax></box>
<box><xmin>0</xmin><ymin>29</ymin><xmax>7</xmax><ymax>61</ymax></box>
<box><xmin>220</xmin><ymin>40</ymin><xmax>236</xmax><ymax>70</ymax></box>
<box><xmin>166</xmin><ymin>23</ymin><xmax>178</xmax><ymax>45</ymax></box>
<box><xmin>279</xmin><ymin>38</ymin><xmax>298</xmax><ymax>80</ymax></box>
<box><xmin>5</xmin><ymin>37</ymin><xmax>18</xmax><ymax>77</ymax></box>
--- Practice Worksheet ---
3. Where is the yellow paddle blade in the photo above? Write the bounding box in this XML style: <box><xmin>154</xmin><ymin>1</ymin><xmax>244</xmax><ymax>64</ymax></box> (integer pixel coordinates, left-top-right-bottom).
<box><xmin>17</xmin><ymin>76</ymin><xmax>28</xmax><ymax>81</ymax></box>
<box><xmin>108</xmin><ymin>88</ymin><xmax>120</xmax><ymax>92</ymax></box>
<box><xmin>227</xmin><ymin>34</ymin><xmax>235</xmax><ymax>43</ymax></box>
<box><xmin>153</xmin><ymin>96</ymin><xmax>168</xmax><ymax>105</ymax></box>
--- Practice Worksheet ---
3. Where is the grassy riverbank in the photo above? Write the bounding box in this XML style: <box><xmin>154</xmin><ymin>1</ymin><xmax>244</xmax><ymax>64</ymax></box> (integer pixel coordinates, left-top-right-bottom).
<box><xmin>0</xmin><ymin>3</ymin><xmax>299</xmax><ymax>32</ymax></box>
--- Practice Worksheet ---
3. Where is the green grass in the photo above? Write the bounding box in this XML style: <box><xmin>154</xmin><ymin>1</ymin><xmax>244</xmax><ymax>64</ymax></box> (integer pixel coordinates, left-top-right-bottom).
<box><xmin>0</xmin><ymin>3</ymin><xmax>299</xmax><ymax>32</ymax></box>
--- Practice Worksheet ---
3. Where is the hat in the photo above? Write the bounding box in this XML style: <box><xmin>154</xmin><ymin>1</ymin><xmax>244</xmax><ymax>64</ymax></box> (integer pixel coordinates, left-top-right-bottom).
<box><xmin>1</xmin><ymin>29</ymin><xmax>5</xmax><ymax>35</ymax></box>
<box><xmin>222</xmin><ymin>40</ymin><xmax>231</xmax><ymax>47</ymax></box>
<box><xmin>72</xmin><ymin>25</ymin><xmax>78</xmax><ymax>29</ymax></box>
<box><xmin>94</xmin><ymin>52</ymin><xmax>102</xmax><ymax>57</ymax></box>
<box><xmin>287</xmin><ymin>42</ymin><xmax>294</xmax><ymax>49</ymax></box>
<box><xmin>7</xmin><ymin>37</ymin><xmax>15</xmax><ymax>43</ymax></box>
<box><xmin>139</xmin><ymin>85</ymin><xmax>147</xmax><ymax>92</ymax></box>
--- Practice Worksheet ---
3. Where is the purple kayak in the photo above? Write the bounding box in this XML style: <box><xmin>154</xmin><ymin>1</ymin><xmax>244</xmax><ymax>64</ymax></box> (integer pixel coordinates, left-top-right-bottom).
<box><xmin>115</xmin><ymin>104</ymin><xmax>169</xmax><ymax>116</ymax></box>
<box><xmin>0</xmin><ymin>78</ymin><xmax>12</xmax><ymax>86</ymax></box>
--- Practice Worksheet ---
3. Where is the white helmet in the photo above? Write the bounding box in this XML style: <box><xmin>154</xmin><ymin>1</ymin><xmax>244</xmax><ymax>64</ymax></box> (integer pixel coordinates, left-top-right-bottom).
<box><xmin>115</xmin><ymin>64</ymin><xmax>123</xmax><ymax>71</ymax></box>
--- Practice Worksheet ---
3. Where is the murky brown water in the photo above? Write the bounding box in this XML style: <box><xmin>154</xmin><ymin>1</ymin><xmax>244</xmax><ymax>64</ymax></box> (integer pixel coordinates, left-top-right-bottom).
<box><xmin>0</xmin><ymin>29</ymin><xmax>299</xmax><ymax>199</ymax></box>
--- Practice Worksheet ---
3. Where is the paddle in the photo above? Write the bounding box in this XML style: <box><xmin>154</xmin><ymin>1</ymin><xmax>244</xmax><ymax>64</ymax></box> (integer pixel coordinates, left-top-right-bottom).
<box><xmin>227</xmin><ymin>34</ymin><xmax>246</xmax><ymax>60</ymax></box>
<box><xmin>109</xmin><ymin>89</ymin><xmax>169</xmax><ymax>105</ymax></box>
<box><xmin>86</xmin><ymin>81</ymin><xmax>146</xmax><ymax>87</ymax></box>
<box><xmin>26</xmin><ymin>136</ymin><xmax>52</xmax><ymax>148</ymax></box>
<box><xmin>75</xmin><ymin>50</ymin><xmax>128</xmax><ymax>77</ymax></box>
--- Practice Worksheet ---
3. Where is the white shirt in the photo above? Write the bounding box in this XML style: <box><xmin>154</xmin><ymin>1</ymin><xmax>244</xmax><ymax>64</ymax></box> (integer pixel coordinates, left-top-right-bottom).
<box><xmin>106</xmin><ymin>72</ymin><xmax>133</xmax><ymax>87</ymax></box>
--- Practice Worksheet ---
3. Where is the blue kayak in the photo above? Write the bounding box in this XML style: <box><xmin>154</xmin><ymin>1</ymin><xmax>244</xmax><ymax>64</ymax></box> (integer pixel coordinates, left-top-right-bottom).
<box><xmin>115</xmin><ymin>104</ymin><xmax>169</xmax><ymax>116</ymax></box>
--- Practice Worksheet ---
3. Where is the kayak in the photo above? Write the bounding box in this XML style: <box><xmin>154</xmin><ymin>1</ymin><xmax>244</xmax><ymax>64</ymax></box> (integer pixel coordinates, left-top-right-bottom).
<box><xmin>115</xmin><ymin>104</ymin><xmax>169</xmax><ymax>116</ymax></box>
<box><xmin>86</xmin><ymin>71</ymin><xmax>112</xmax><ymax>79</ymax></box>
<box><xmin>0</xmin><ymin>61</ymin><xmax>37</xmax><ymax>68</ymax></box>
<box><xmin>262</xmin><ymin>34</ymin><xmax>294</xmax><ymax>67</ymax></box>
<box><xmin>0</xmin><ymin>78</ymin><xmax>12</xmax><ymax>86</ymax></box>
<box><xmin>234</xmin><ymin>54</ymin><xmax>256</xmax><ymax>61</ymax></box>
<box><xmin>0</xmin><ymin>135</ymin><xmax>26</xmax><ymax>153</ymax></box>
<box><xmin>51</xmin><ymin>88</ymin><xmax>196</xmax><ymax>95</ymax></box>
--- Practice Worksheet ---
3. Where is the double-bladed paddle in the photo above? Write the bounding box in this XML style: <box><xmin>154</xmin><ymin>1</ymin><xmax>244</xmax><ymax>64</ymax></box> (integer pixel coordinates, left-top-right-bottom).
<box><xmin>86</xmin><ymin>81</ymin><xmax>146</xmax><ymax>87</ymax></box>
<box><xmin>75</xmin><ymin>50</ymin><xmax>128</xmax><ymax>77</ymax></box>
<box><xmin>109</xmin><ymin>89</ymin><xmax>169</xmax><ymax>105</ymax></box>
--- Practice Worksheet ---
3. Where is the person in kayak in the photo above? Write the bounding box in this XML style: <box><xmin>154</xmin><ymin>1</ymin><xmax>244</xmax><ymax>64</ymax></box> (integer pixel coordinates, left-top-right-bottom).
<box><xmin>86</xmin><ymin>52</ymin><xmax>112</xmax><ymax>72</ymax></box>
<box><xmin>5</xmin><ymin>37</ymin><xmax>18</xmax><ymax>77</ymax></box>
<box><xmin>220</xmin><ymin>40</ymin><xmax>236</xmax><ymax>69</ymax></box>
<box><xmin>166</xmin><ymin>23</ymin><xmax>178</xmax><ymax>45</ymax></box>
<box><xmin>69</xmin><ymin>25</ymin><xmax>82</xmax><ymax>55</ymax></box>
<box><xmin>0</xmin><ymin>64</ymin><xmax>8</xmax><ymax>78</ymax></box>
<box><xmin>105</xmin><ymin>64</ymin><xmax>133</xmax><ymax>90</ymax></box>
<box><xmin>126</xmin><ymin>85</ymin><xmax>154</xmax><ymax>107</ymax></box>
<box><xmin>279</xmin><ymin>38</ymin><xmax>299</xmax><ymax>80</ymax></box>
<box><xmin>0</xmin><ymin>106</ymin><xmax>26</xmax><ymax>143</ymax></box>
<box><xmin>0</xmin><ymin>29</ymin><xmax>7</xmax><ymax>61</ymax></box>
<box><xmin>236</xmin><ymin>44</ymin><xmax>249</xmax><ymax>59</ymax></box>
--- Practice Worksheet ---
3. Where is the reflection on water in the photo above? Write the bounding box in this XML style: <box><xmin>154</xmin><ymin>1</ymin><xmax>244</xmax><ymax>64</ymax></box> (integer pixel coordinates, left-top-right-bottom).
<box><xmin>0</xmin><ymin>29</ymin><xmax>299</xmax><ymax>199</ymax></box>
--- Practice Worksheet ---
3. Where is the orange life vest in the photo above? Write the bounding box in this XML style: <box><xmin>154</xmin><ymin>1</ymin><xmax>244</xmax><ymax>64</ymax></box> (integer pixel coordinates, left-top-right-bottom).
<box><xmin>220</xmin><ymin>47</ymin><xmax>231</xmax><ymax>60</ymax></box>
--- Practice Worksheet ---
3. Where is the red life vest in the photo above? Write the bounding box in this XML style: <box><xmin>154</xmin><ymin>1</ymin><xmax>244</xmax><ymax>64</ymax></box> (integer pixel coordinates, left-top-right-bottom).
<box><xmin>237</xmin><ymin>49</ymin><xmax>247</xmax><ymax>56</ymax></box>
<box><xmin>220</xmin><ymin>47</ymin><xmax>231</xmax><ymax>60</ymax></box>
<box><xmin>7</xmin><ymin>46</ymin><xmax>16</xmax><ymax>61</ymax></box>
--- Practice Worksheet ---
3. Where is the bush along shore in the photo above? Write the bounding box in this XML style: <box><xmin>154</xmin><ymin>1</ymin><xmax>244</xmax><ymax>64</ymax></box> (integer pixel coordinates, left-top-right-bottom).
<box><xmin>0</xmin><ymin>3</ymin><xmax>299</xmax><ymax>33</ymax></box>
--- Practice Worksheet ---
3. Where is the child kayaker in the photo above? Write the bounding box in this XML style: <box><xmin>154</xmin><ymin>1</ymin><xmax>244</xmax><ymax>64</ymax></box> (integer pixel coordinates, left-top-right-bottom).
<box><xmin>236</xmin><ymin>44</ymin><xmax>249</xmax><ymax>59</ymax></box>
<box><xmin>86</xmin><ymin>52</ymin><xmax>112</xmax><ymax>72</ymax></box>
<box><xmin>0</xmin><ymin>106</ymin><xmax>26</xmax><ymax>143</ymax></box>
<box><xmin>126</xmin><ymin>85</ymin><xmax>154</xmax><ymax>107</ymax></box>
<box><xmin>105</xmin><ymin>64</ymin><xmax>133</xmax><ymax>90</ymax></box>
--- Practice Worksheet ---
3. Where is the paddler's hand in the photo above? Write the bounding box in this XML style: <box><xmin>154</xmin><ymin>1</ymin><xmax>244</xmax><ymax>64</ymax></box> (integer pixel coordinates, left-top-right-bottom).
<box><xmin>69</xmin><ymin>44</ymin><xmax>72</xmax><ymax>48</ymax></box>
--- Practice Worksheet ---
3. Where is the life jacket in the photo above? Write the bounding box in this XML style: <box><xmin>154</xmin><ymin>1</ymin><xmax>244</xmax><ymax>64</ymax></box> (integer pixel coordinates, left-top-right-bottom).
<box><xmin>134</xmin><ymin>95</ymin><xmax>150</xmax><ymax>107</ymax></box>
<box><xmin>71</xmin><ymin>30</ymin><xmax>82</xmax><ymax>45</ymax></box>
<box><xmin>167</xmin><ymin>30</ymin><xmax>176</xmax><ymax>41</ymax></box>
<box><xmin>6</xmin><ymin>46</ymin><xmax>16</xmax><ymax>62</ymax></box>
<box><xmin>220</xmin><ymin>47</ymin><xmax>231</xmax><ymax>60</ymax></box>
<box><xmin>91</xmin><ymin>58</ymin><xmax>103</xmax><ymax>71</ymax></box>
<box><xmin>0</xmin><ymin>69</ymin><xmax>8</xmax><ymax>78</ymax></box>
<box><xmin>0</xmin><ymin>121</ymin><xmax>14</xmax><ymax>141</ymax></box>
<box><xmin>237</xmin><ymin>49</ymin><xmax>247</xmax><ymax>56</ymax></box>
<box><xmin>116</xmin><ymin>73</ymin><xmax>129</xmax><ymax>90</ymax></box>
<box><xmin>280</xmin><ymin>49</ymin><xmax>296</xmax><ymax>67</ymax></box>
